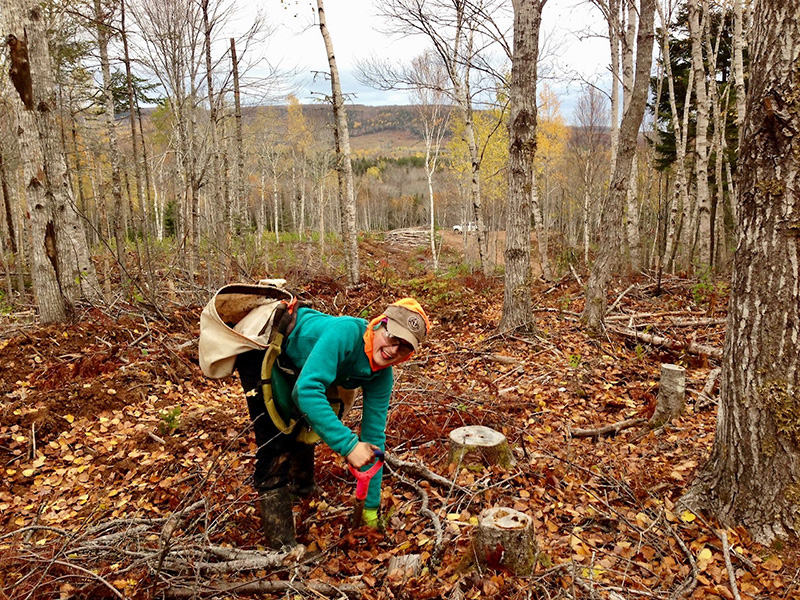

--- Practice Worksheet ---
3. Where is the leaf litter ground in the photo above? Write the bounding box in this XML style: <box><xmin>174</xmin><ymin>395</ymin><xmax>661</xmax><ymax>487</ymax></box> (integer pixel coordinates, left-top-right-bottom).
<box><xmin>0</xmin><ymin>254</ymin><xmax>798</xmax><ymax>599</ymax></box>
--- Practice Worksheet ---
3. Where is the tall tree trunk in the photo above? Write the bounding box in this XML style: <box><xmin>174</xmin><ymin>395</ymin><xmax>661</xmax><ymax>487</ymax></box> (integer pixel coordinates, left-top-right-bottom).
<box><xmin>657</xmin><ymin>0</ymin><xmax>691</xmax><ymax>272</ymax></box>
<box><xmin>201</xmin><ymin>0</ymin><xmax>224</xmax><ymax>281</ymax></box>
<box><xmin>0</xmin><ymin>151</ymin><xmax>23</xmax><ymax>296</ymax></box>
<box><xmin>120</xmin><ymin>0</ymin><xmax>155</xmax><ymax>297</ymax></box>
<box><xmin>94</xmin><ymin>0</ymin><xmax>127</xmax><ymax>291</ymax></box>
<box><xmin>317</xmin><ymin>0</ymin><xmax>360</xmax><ymax>285</ymax></box>
<box><xmin>581</xmin><ymin>0</ymin><xmax>654</xmax><ymax>332</ymax></box>
<box><xmin>688</xmin><ymin>0</ymin><xmax>712</xmax><ymax>268</ymax></box>
<box><xmin>680</xmin><ymin>0</ymin><xmax>800</xmax><ymax>545</ymax></box>
<box><xmin>531</xmin><ymin>182</ymin><xmax>552</xmax><ymax>281</ymax></box>
<box><xmin>3</xmin><ymin>1</ymin><xmax>100</xmax><ymax>322</ymax></box>
<box><xmin>501</xmin><ymin>0</ymin><xmax>545</xmax><ymax>331</ymax></box>
<box><xmin>231</xmin><ymin>38</ymin><xmax>245</xmax><ymax>255</ymax></box>
<box><xmin>606</xmin><ymin>0</ymin><xmax>621</xmax><ymax>177</ymax></box>
<box><xmin>622</xmin><ymin>0</ymin><xmax>642</xmax><ymax>269</ymax></box>
<box><xmin>732</xmin><ymin>0</ymin><xmax>747</xmax><ymax>137</ymax></box>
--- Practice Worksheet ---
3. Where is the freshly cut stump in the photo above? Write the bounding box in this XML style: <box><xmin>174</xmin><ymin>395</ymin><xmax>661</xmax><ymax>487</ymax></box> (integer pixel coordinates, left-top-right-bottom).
<box><xmin>448</xmin><ymin>425</ymin><xmax>515</xmax><ymax>468</ymax></box>
<box><xmin>473</xmin><ymin>507</ymin><xmax>536</xmax><ymax>575</ymax></box>
<box><xmin>649</xmin><ymin>363</ymin><xmax>686</xmax><ymax>429</ymax></box>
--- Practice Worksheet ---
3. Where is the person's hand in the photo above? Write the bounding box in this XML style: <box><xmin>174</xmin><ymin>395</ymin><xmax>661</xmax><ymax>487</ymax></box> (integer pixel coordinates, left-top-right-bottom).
<box><xmin>346</xmin><ymin>442</ymin><xmax>379</xmax><ymax>468</ymax></box>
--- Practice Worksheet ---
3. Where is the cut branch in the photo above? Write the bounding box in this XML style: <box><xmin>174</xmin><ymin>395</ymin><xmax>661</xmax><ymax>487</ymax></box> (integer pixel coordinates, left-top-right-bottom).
<box><xmin>385</xmin><ymin>453</ymin><xmax>464</xmax><ymax>491</ymax></box>
<box><xmin>165</xmin><ymin>579</ymin><xmax>364</xmax><ymax>598</ymax></box>
<box><xmin>569</xmin><ymin>418</ymin><xmax>647</xmax><ymax>440</ymax></box>
<box><xmin>607</xmin><ymin>325</ymin><xmax>722</xmax><ymax>359</ymax></box>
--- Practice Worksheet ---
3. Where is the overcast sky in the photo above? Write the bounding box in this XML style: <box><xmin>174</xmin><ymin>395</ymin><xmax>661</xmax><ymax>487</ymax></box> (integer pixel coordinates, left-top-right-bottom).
<box><xmin>256</xmin><ymin>0</ymin><xmax>611</xmax><ymax>123</ymax></box>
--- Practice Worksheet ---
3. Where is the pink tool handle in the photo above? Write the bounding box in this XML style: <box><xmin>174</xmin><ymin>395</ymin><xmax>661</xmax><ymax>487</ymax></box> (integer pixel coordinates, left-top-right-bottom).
<box><xmin>347</xmin><ymin>450</ymin><xmax>385</xmax><ymax>500</ymax></box>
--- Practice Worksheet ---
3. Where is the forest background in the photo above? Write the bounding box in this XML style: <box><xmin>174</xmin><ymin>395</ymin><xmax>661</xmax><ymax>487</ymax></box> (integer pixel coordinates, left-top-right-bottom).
<box><xmin>1</xmin><ymin>0</ymin><xmax>800</xmax><ymax>599</ymax></box>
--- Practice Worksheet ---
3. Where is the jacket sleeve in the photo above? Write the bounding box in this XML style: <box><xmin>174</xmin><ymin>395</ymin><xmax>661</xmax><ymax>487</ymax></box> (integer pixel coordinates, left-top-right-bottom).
<box><xmin>292</xmin><ymin>321</ymin><xmax>362</xmax><ymax>457</ymax></box>
<box><xmin>359</xmin><ymin>371</ymin><xmax>393</xmax><ymax>509</ymax></box>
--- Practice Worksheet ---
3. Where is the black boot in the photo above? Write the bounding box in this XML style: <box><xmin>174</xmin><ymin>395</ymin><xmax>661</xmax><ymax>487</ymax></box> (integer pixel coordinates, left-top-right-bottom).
<box><xmin>257</xmin><ymin>487</ymin><xmax>297</xmax><ymax>550</ymax></box>
<box><xmin>289</xmin><ymin>443</ymin><xmax>318</xmax><ymax>497</ymax></box>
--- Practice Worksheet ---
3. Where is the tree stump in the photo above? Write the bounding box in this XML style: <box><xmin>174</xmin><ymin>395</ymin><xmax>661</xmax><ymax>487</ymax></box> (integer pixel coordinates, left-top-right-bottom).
<box><xmin>473</xmin><ymin>507</ymin><xmax>536</xmax><ymax>575</ymax></box>
<box><xmin>448</xmin><ymin>426</ymin><xmax>515</xmax><ymax>468</ymax></box>
<box><xmin>649</xmin><ymin>363</ymin><xmax>686</xmax><ymax>428</ymax></box>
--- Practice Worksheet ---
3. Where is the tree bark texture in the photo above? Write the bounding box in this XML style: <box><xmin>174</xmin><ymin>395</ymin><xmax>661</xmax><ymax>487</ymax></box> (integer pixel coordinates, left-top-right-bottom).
<box><xmin>650</xmin><ymin>363</ymin><xmax>686</xmax><ymax>429</ymax></box>
<box><xmin>501</xmin><ymin>0</ymin><xmax>544</xmax><ymax>331</ymax></box>
<box><xmin>474</xmin><ymin>507</ymin><xmax>536</xmax><ymax>575</ymax></box>
<box><xmin>681</xmin><ymin>0</ymin><xmax>800</xmax><ymax>545</ymax></box>
<box><xmin>581</xmin><ymin>0</ymin><xmax>655</xmax><ymax>331</ymax></box>
<box><xmin>688</xmin><ymin>0</ymin><xmax>712</xmax><ymax>268</ymax></box>
<box><xmin>95</xmin><ymin>0</ymin><xmax>127</xmax><ymax>288</ymax></box>
<box><xmin>317</xmin><ymin>0</ymin><xmax>360</xmax><ymax>285</ymax></box>
<box><xmin>4</xmin><ymin>0</ymin><xmax>100</xmax><ymax>322</ymax></box>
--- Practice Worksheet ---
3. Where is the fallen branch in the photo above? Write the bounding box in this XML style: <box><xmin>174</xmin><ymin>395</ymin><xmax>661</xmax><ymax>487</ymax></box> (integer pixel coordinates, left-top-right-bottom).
<box><xmin>665</xmin><ymin>519</ymin><xmax>698</xmax><ymax>599</ymax></box>
<box><xmin>385</xmin><ymin>462</ymin><xmax>444</xmax><ymax>561</ymax></box>
<box><xmin>605</xmin><ymin>310</ymin><xmax>705</xmax><ymax>321</ymax></box>
<box><xmin>623</xmin><ymin>318</ymin><xmax>725</xmax><ymax>329</ymax></box>
<box><xmin>608</xmin><ymin>283</ymin><xmax>636</xmax><ymax>314</ymax></box>
<box><xmin>607</xmin><ymin>325</ymin><xmax>723</xmax><ymax>360</ymax></box>
<box><xmin>720</xmin><ymin>530</ymin><xmax>742</xmax><ymax>600</ymax></box>
<box><xmin>161</xmin><ymin>545</ymin><xmax>288</xmax><ymax>573</ymax></box>
<box><xmin>385</xmin><ymin>453</ymin><xmax>464</xmax><ymax>492</ymax></box>
<box><xmin>569</xmin><ymin>418</ymin><xmax>647</xmax><ymax>440</ymax></box>
<box><xmin>165</xmin><ymin>579</ymin><xmax>364</xmax><ymax>598</ymax></box>
<box><xmin>696</xmin><ymin>367</ymin><xmax>722</xmax><ymax>409</ymax></box>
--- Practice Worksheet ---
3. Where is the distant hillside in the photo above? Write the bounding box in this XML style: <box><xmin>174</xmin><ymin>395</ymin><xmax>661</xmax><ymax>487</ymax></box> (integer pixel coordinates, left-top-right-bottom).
<box><xmin>239</xmin><ymin>104</ymin><xmax>437</xmax><ymax>156</ymax></box>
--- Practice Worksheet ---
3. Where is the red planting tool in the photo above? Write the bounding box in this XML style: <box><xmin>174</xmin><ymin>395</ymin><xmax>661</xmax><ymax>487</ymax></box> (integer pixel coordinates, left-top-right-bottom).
<box><xmin>347</xmin><ymin>448</ymin><xmax>385</xmax><ymax>528</ymax></box>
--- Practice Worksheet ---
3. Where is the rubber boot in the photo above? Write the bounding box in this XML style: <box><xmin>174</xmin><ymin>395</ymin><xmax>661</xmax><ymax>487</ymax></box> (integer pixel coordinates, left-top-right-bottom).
<box><xmin>257</xmin><ymin>487</ymin><xmax>297</xmax><ymax>550</ymax></box>
<box><xmin>289</xmin><ymin>443</ymin><xmax>318</xmax><ymax>497</ymax></box>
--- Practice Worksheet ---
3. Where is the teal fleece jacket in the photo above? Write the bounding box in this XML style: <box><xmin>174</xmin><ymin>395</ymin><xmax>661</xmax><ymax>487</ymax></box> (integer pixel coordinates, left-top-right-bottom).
<box><xmin>272</xmin><ymin>307</ymin><xmax>392</xmax><ymax>509</ymax></box>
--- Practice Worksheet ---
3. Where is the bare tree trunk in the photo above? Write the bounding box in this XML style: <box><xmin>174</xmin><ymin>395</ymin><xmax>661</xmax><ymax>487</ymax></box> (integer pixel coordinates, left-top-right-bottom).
<box><xmin>732</xmin><ymin>0</ymin><xmax>747</xmax><ymax>136</ymax></box>
<box><xmin>688</xmin><ymin>0</ymin><xmax>712</xmax><ymax>268</ymax></box>
<box><xmin>501</xmin><ymin>0</ymin><xmax>545</xmax><ymax>331</ymax></box>
<box><xmin>681</xmin><ymin>0</ymin><xmax>800</xmax><ymax>545</ymax></box>
<box><xmin>581</xmin><ymin>0</ymin><xmax>654</xmax><ymax>332</ymax></box>
<box><xmin>4</xmin><ymin>1</ymin><xmax>100</xmax><ymax>322</ymax></box>
<box><xmin>531</xmin><ymin>183</ymin><xmax>552</xmax><ymax>280</ymax></box>
<box><xmin>120</xmin><ymin>0</ymin><xmax>156</xmax><ymax>297</ymax></box>
<box><xmin>0</xmin><ymin>151</ymin><xmax>23</xmax><ymax>296</ymax></box>
<box><xmin>657</xmin><ymin>0</ymin><xmax>691</xmax><ymax>272</ymax></box>
<box><xmin>231</xmin><ymin>37</ymin><xmax>245</xmax><ymax>251</ymax></box>
<box><xmin>622</xmin><ymin>0</ymin><xmax>642</xmax><ymax>269</ymax></box>
<box><xmin>317</xmin><ymin>0</ymin><xmax>360</xmax><ymax>285</ymax></box>
<box><xmin>94</xmin><ymin>0</ymin><xmax>128</xmax><ymax>292</ymax></box>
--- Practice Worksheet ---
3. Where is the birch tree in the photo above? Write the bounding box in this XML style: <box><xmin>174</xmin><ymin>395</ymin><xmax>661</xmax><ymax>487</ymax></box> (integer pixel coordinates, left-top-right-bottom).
<box><xmin>373</xmin><ymin>0</ymin><xmax>498</xmax><ymax>273</ymax></box>
<box><xmin>688</xmin><ymin>0</ymin><xmax>712</xmax><ymax>267</ymax></box>
<box><xmin>93</xmin><ymin>0</ymin><xmax>127</xmax><ymax>288</ymax></box>
<box><xmin>568</xmin><ymin>86</ymin><xmax>610</xmax><ymax>266</ymax></box>
<box><xmin>3</xmin><ymin>0</ymin><xmax>100</xmax><ymax>322</ymax></box>
<box><xmin>681</xmin><ymin>0</ymin><xmax>800</xmax><ymax>544</ymax></box>
<box><xmin>317</xmin><ymin>0</ymin><xmax>360</xmax><ymax>285</ymax></box>
<box><xmin>405</xmin><ymin>51</ymin><xmax>450</xmax><ymax>272</ymax></box>
<box><xmin>581</xmin><ymin>0</ymin><xmax>655</xmax><ymax>331</ymax></box>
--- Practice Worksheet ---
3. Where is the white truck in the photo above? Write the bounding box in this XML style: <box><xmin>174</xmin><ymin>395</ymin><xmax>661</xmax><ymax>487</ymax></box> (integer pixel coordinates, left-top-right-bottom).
<box><xmin>452</xmin><ymin>222</ymin><xmax>476</xmax><ymax>234</ymax></box>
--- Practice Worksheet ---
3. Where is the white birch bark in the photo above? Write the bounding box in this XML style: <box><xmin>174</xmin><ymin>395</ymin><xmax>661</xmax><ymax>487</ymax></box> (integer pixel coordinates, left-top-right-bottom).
<box><xmin>582</xmin><ymin>0</ymin><xmax>655</xmax><ymax>331</ymax></box>
<box><xmin>681</xmin><ymin>0</ymin><xmax>800</xmax><ymax>544</ymax></box>
<box><xmin>688</xmin><ymin>0</ymin><xmax>712</xmax><ymax>267</ymax></box>
<box><xmin>317</xmin><ymin>0</ymin><xmax>360</xmax><ymax>285</ymax></box>
<box><xmin>3</xmin><ymin>0</ymin><xmax>100</xmax><ymax>322</ymax></box>
<box><xmin>656</xmin><ymin>1</ymin><xmax>691</xmax><ymax>272</ymax></box>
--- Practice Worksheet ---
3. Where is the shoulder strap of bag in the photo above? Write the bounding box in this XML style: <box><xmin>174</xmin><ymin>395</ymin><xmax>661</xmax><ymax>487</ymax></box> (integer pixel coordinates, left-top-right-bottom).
<box><xmin>259</xmin><ymin>297</ymin><xmax>304</xmax><ymax>434</ymax></box>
